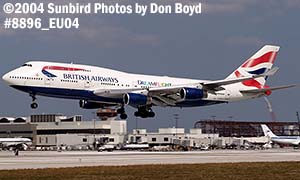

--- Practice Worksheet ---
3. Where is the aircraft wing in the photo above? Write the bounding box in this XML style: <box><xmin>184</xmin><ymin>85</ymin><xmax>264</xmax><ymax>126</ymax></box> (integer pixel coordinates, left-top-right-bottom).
<box><xmin>147</xmin><ymin>84</ymin><xmax>199</xmax><ymax>95</ymax></box>
<box><xmin>144</xmin><ymin>67</ymin><xmax>279</xmax><ymax>102</ymax></box>
<box><xmin>93</xmin><ymin>88</ymin><xmax>142</xmax><ymax>97</ymax></box>
<box><xmin>93</xmin><ymin>83</ymin><xmax>201</xmax><ymax>95</ymax></box>
<box><xmin>92</xmin><ymin>67</ymin><xmax>280</xmax><ymax>106</ymax></box>
<box><xmin>146</xmin><ymin>85</ymin><xmax>193</xmax><ymax>106</ymax></box>
<box><xmin>92</xmin><ymin>85</ymin><xmax>195</xmax><ymax>106</ymax></box>
<box><xmin>240</xmin><ymin>84</ymin><xmax>296</xmax><ymax>94</ymax></box>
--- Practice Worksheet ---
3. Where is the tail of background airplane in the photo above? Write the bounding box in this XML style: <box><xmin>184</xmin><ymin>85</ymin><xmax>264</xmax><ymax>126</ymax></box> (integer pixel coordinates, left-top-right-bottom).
<box><xmin>261</xmin><ymin>124</ymin><xmax>278</xmax><ymax>138</ymax></box>
<box><xmin>226</xmin><ymin>45</ymin><xmax>280</xmax><ymax>90</ymax></box>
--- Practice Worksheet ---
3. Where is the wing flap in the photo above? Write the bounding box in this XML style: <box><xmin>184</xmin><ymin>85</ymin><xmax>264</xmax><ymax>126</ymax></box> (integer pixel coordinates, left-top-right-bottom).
<box><xmin>93</xmin><ymin>88</ymin><xmax>142</xmax><ymax>97</ymax></box>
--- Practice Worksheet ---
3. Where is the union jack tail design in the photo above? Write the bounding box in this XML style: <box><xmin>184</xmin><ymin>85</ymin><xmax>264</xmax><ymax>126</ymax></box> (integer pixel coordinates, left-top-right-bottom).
<box><xmin>226</xmin><ymin>45</ymin><xmax>280</xmax><ymax>91</ymax></box>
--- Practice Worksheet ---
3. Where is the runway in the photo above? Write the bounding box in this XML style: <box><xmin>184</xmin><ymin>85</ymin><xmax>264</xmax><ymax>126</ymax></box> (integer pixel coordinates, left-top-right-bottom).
<box><xmin>0</xmin><ymin>149</ymin><xmax>300</xmax><ymax>170</ymax></box>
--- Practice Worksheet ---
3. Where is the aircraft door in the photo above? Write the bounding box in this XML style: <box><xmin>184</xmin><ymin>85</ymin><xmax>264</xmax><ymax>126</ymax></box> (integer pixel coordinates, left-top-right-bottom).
<box><xmin>84</xmin><ymin>80</ymin><xmax>91</xmax><ymax>88</ymax></box>
<box><xmin>43</xmin><ymin>65</ymin><xmax>52</xmax><ymax>86</ymax></box>
<box><xmin>44</xmin><ymin>77</ymin><xmax>51</xmax><ymax>86</ymax></box>
<box><xmin>133</xmin><ymin>80</ymin><xmax>139</xmax><ymax>88</ymax></box>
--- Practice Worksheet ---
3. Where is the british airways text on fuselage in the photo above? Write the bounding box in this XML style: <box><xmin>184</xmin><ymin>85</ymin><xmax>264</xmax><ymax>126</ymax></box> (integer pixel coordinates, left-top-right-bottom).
<box><xmin>63</xmin><ymin>73</ymin><xmax>119</xmax><ymax>83</ymax></box>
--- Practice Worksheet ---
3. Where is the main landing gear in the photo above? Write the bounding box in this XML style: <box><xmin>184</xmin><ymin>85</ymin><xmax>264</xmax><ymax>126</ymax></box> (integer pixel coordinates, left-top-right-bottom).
<box><xmin>134</xmin><ymin>106</ymin><xmax>155</xmax><ymax>118</ymax></box>
<box><xmin>30</xmin><ymin>94</ymin><xmax>38</xmax><ymax>109</ymax></box>
<box><xmin>117</xmin><ymin>106</ymin><xmax>128</xmax><ymax>120</ymax></box>
<box><xmin>117</xmin><ymin>106</ymin><xmax>155</xmax><ymax>119</ymax></box>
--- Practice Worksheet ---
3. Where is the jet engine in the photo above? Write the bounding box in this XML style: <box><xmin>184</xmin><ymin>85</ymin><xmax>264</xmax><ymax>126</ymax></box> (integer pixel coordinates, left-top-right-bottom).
<box><xmin>180</xmin><ymin>87</ymin><xmax>207</xmax><ymax>100</ymax></box>
<box><xmin>123</xmin><ymin>93</ymin><xmax>151</xmax><ymax>107</ymax></box>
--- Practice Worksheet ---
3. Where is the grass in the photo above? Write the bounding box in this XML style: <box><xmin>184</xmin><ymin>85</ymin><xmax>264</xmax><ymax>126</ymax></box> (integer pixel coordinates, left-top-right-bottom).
<box><xmin>0</xmin><ymin>162</ymin><xmax>300</xmax><ymax>180</ymax></box>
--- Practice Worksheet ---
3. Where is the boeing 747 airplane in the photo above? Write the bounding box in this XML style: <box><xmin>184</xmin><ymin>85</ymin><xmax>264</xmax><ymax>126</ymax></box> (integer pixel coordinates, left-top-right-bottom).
<box><xmin>0</xmin><ymin>138</ymin><xmax>32</xmax><ymax>150</ymax></box>
<box><xmin>2</xmin><ymin>45</ymin><xmax>294</xmax><ymax>119</ymax></box>
<box><xmin>261</xmin><ymin>124</ymin><xmax>300</xmax><ymax>146</ymax></box>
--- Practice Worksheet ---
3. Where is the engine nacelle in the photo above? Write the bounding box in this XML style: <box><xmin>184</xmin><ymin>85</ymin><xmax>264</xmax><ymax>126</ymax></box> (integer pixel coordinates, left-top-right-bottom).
<box><xmin>79</xmin><ymin>100</ymin><xmax>103</xmax><ymax>109</ymax></box>
<box><xmin>180</xmin><ymin>87</ymin><xmax>207</xmax><ymax>100</ymax></box>
<box><xmin>124</xmin><ymin>93</ymin><xmax>151</xmax><ymax>106</ymax></box>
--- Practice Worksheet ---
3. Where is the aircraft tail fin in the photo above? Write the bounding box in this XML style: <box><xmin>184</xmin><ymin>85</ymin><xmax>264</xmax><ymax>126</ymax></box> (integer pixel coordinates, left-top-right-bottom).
<box><xmin>226</xmin><ymin>45</ymin><xmax>280</xmax><ymax>90</ymax></box>
<box><xmin>261</xmin><ymin>124</ymin><xmax>278</xmax><ymax>138</ymax></box>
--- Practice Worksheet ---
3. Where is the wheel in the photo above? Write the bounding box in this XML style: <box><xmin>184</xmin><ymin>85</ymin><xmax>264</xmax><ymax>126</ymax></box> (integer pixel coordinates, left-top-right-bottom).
<box><xmin>134</xmin><ymin>111</ymin><xmax>140</xmax><ymax>117</ymax></box>
<box><xmin>120</xmin><ymin>113</ymin><xmax>127</xmax><ymax>120</ymax></box>
<box><xmin>140</xmin><ymin>112</ymin><xmax>148</xmax><ymax>118</ymax></box>
<box><xmin>30</xmin><ymin>102</ymin><xmax>38</xmax><ymax>109</ymax></box>
<box><xmin>148</xmin><ymin>111</ymin><xmax>155</xmax><ymax>118</ymax></box>
<box><xmin>117</xmin><ymin>107</ymin><xmax>125</xmax><ymax>114</ymax></box>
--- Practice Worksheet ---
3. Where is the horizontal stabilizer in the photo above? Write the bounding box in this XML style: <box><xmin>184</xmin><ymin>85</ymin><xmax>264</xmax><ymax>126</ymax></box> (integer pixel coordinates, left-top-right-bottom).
<box><xmin>240</xmin><ymin>84</ymin><xmax>296</xmax><ymax>94</ymax></box>
<box><xmin>203</xmin><ymin>67</ymin><xmax>279</xmax><ymax>90</ymax></box>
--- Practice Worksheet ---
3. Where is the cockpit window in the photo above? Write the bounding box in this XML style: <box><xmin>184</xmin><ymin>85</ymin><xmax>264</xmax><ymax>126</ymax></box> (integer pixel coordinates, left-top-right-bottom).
<box><xmin>22</xmin><ymin>64</ymin><xmax>32</xmax><ymax>67</ymax></box>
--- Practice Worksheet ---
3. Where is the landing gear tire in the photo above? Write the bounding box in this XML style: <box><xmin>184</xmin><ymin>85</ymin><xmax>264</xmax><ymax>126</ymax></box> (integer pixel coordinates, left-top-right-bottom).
<box><xmin>140</xmin><ymin>113</ymin><xmax>148</xmax><ymax>119</ymax></box>
<box><xmin>120</xmin><ymin>113</ymin><xmax>128</xmax><ymax>120</ymax></box>
<box><xmin>148</xmin><ymin>111</ymin><xmax>155</xmax><ymax>118</ymax></box>
<box><xmin>30</xmin><ymin>102</ymin><xmax>38</xmax><ymax>109</ymax></box>
<box><xmin>134</xmin><ymin>108</ymin><xmax>155</xmax><ymax>118</ymax></box>
<box><xmin>30</xmin><ymin>94</ymin><xmax>38</xmax><ymax>109</ymax></box>
<box><xmin>134</xmin><ymin>111</ymin><xmax>141</xmax><ymax>117</ymax></box>
<box><xmin>117</xmin><ymin>105</ymin><xmax>127</xmax><ymax>119</ymax></box>
<box><xmin>117</xmin><ymin>107</ymin><xmax>125</xmax><ymax>114</ymax></box>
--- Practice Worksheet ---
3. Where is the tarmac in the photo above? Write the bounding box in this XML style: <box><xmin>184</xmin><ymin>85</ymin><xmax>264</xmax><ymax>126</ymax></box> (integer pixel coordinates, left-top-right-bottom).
<box><xmin>1</xmin><ymin>149</ymin><xmax>300</xmax><ymax>170</ymax></box>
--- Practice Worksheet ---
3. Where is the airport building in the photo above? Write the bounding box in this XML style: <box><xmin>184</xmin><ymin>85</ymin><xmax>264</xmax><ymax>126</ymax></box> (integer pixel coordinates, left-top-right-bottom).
<box><xmin>195</xmin><ymin>120</ymin><xmax>300</xmax><ymax>137</ymax></box>
<box><xmin>0</xmin><ymin>114</ymin><xmax>127</xmax><ymax>148</ymax></box>
<box><xmin>126</xmin><ymin>128</ymin><xmax>270</xmax><ymax>149</ymax></box>
<box><xmin>128</xmin><ymin>128</ymin><xmax>219</xmax><ymax>148</ymax></box>
<box><xmin>1</xmin><ymin>113</ymin><xmax>300</xmax><ymax>150</ymax></box>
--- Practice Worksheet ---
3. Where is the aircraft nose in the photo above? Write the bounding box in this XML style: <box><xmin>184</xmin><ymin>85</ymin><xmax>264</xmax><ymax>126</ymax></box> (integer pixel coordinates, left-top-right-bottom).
<box><xmin>2</xmin><ymin>72</ymin><xmax>11</xmax><ymax>83</ymax></box>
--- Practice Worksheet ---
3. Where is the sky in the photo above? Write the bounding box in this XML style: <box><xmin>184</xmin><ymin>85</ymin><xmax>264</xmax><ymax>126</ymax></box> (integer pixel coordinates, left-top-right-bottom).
<box><xmin>0</xmin><ymin>0</ymin><xmax>299</xmax><ymax>132</ymax></box>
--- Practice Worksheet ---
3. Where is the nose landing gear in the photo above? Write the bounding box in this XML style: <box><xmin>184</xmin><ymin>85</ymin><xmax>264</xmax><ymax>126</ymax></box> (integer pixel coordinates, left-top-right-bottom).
<box><xmin>30</xmin><ymin>94</ymin><xmax>38</xmax><ymax>109</ymax></box>
<box><xmin>30</xmin><ymin>102</ymin><xmax>38</xmax><ymax>109</ymax></box>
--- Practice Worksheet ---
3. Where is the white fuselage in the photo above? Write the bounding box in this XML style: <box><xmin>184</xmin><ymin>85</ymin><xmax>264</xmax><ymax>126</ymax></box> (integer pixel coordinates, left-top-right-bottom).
<box><xmin>0</xmin><ymin>138</ymin><xmax>32</xmax><ymax>147</ymax></box>
<box><xmin>2</xmin><ymin>45</ymin><xmax>288</xmax><ymax>119</ymax></box>
<box><xmin>2</xmin><ymin>61</ymin><xmax>258</xmax><ymax>108</ymax></box>
<box><xmin>271</xmin><ymin>137</ymin><xmax>300</xmax><ymax>146</ymax></box>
